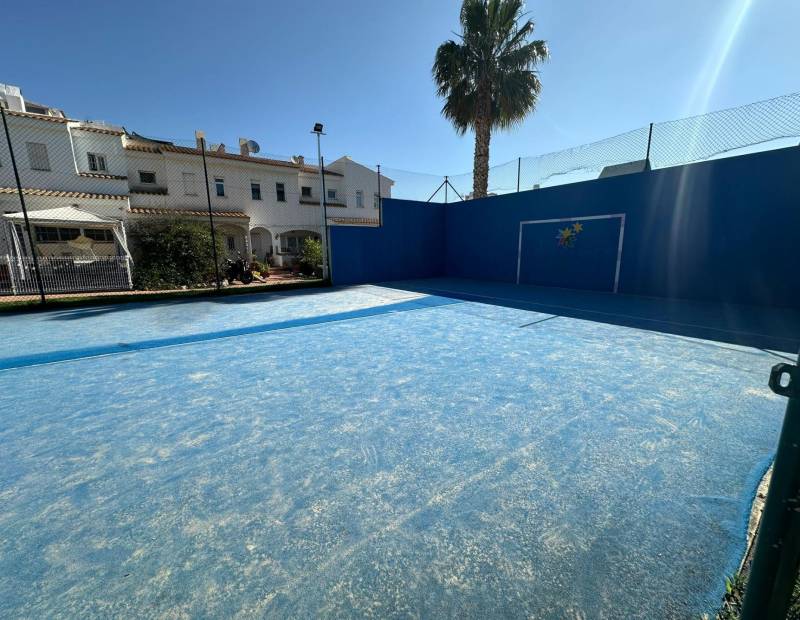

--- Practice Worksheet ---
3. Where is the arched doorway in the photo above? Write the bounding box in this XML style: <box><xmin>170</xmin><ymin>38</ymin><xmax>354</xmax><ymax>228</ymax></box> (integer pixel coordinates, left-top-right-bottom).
<box><xmin>250</xmin><ymin>227</ymin><xmax>273</xmax><ymax>262</ymax></box>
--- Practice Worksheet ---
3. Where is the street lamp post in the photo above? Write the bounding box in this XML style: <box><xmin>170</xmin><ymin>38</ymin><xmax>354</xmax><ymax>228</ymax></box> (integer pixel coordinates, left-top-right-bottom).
<box><xmin>312</xmin><ymin>123</ymin><xmax>329</xmax><ymax>280</ymax></box>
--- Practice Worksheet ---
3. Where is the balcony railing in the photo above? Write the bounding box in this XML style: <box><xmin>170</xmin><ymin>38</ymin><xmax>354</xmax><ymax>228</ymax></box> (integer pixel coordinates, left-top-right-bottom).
<box><xmin>0</xmin><ymin>255</ymin><xmax>133</xmax><ymax>295</ymax></box>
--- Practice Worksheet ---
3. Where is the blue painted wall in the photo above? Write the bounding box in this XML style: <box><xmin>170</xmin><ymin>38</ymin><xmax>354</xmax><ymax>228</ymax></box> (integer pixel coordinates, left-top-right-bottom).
<box><xmin>330</xmin><ymin>199</ymin><xmax>445</xmax><ymax>285</ymax></box>
<box><xmin>331</xmin><ymin>146</ymin><xmax>800</xmax><ymax>309</ymax></box>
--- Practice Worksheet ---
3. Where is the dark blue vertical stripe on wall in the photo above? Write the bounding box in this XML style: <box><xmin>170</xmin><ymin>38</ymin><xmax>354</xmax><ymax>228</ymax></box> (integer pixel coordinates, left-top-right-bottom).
<box><xmin>329</xmin><ymin>146</ymin><xmax>800</xmax><ymax>309</ymax></box>
<box><xmin>330</xmin><ymin>200</ymin><xmax>446</xmax><ymax>285</ymax></box>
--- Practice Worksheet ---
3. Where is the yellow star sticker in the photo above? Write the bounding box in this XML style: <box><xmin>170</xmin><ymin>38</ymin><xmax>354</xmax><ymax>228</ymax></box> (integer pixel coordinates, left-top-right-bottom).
<box><xmin>572</xmin><ymin>222</ymin><xmax>583</xmax><ymax>233</ymax></box>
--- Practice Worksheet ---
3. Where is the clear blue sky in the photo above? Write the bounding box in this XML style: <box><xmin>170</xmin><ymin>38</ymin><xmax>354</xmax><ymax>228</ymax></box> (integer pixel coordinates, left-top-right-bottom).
<box><xmin>3</xmin><ymin>0</ymin><xmax>798</xmax><ymax>175</ymax></box>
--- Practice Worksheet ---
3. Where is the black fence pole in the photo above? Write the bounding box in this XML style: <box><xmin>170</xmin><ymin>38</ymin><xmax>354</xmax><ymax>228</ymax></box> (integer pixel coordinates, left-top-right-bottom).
<box><xmin>645</xmin><ymin>122</ymin><xmax>654</xmax><ymax>167</ymax></box>
<box><xmin>1</xmin><ymin>103</ymin><xmax>46</xmax><ymax>304</ymax></box>
<box><xmin>742</xmin><ymin>360</ymin><xmax>800</xmax><ymax>619</ymax></box>
<box><xmin>377</xmin><ymin>164</ymin><xmax>382</xmax><ymax>227</ymax></box>
<box><xmin>517</xmin><ymin>157</ymin><xmax>521</xmax><ymax>193</ymax></box>
<box><xmin>320</xmin><ymin>156</ymin><xmax>331</xmax><ymax>282</ymax></box>
<box><xmin>197</xmin><ymin>132</ymin><xmax>221</xmax><ymax>290</ymax></box>
<box><xmin>444</xmin><ymin>176</ymin><xmax>448</xmax><ymax>204</ymax></box>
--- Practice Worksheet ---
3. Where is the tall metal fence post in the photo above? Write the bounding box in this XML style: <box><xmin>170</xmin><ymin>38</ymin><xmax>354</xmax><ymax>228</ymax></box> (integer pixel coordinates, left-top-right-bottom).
<box><xmin>742</xmin><ymin>359</ymin><xmax>800</xmax><ymax>619</ymax></box>
<box><xmin>645</xmin><ymin>122</ymin><xmax>654</xmax><ymax>167</ymax></box>
<box><xmin>517</xmin><ymin>157</ymin><xmax>521</xmax><ymax>192</ymax></box>
<box><xmin>377</xmin><ymin>164</ymin><xmax>382</xmax><ymax>227</ymax></box>
<box><xmin>1</xmin><ymin>102</ymin><xmax>46</xmax><ymax>304</ymax></box>
<box><xmin>320</xmin><ymin>156</ymin><xmax>331</xmax><ymax>282</ymax></box>
<box><xmin>197</xmin><ymin>131</ymin><xmax>221</xmax><ymax>290</ymax></box>
<box><xmin>444</xmin><ymin>176</ymin><xmax>448</xmax><ymax>204</ymax></box>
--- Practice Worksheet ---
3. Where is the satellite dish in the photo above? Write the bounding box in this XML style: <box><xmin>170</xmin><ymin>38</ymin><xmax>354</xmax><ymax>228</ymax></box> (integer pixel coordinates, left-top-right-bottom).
<box><xmin>246</xmin><ymin>139</ymin><xmax>260</xmax><ymax>154</ymax></box>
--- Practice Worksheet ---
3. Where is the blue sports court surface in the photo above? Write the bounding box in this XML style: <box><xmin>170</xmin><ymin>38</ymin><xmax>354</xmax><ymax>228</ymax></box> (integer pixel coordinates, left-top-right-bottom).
<box><xmin>1</xmin><ymin>279</ymin><xmax>798</xmax><ymax>618</ymax></box>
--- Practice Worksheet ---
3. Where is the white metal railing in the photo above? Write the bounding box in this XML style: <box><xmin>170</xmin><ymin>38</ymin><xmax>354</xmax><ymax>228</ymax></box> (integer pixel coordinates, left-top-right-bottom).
<box><xmin>0</xmin><ymin>255</ymin><xmax>133</xmax><ymax>295</ymax></box>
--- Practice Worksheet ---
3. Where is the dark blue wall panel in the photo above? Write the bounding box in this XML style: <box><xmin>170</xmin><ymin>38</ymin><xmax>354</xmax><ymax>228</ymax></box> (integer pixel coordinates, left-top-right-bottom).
<box><xmin>519</xmin><ymin>216</ymin><xmax>623</xmax><ymax>291</ymax></box>
<box><xmin>446</xmin><ymin>146</ymin><xmax>800</xmax><ymax>309</ymax></box>
<box><xmin>330</xmin><ymin>200</ymin><xmax>445</xmax><ymax>285</ymax></box>
<box><xmin>329</xmin><ymin>146</ymin><xmax>800</xmax><ymax>309</ymax></box>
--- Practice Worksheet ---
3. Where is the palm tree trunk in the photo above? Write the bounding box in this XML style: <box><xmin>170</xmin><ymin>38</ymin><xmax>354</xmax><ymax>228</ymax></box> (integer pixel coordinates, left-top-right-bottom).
<box><xmin>472</xmin><ymin>93</ymin><xmax>492</xmax><ymax>199</ymax></box>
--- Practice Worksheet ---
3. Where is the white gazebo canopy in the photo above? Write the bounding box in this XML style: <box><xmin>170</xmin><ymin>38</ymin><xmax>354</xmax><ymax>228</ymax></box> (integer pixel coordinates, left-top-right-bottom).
<box><xmin>2</xmin><ymin>206</ymin><xmax>132</xmax><ymax>260</ymax></box>
<box><xmin>3</xmin><ymin>206</ymin><xmax>120</xmax><ymax>227</ymax></box>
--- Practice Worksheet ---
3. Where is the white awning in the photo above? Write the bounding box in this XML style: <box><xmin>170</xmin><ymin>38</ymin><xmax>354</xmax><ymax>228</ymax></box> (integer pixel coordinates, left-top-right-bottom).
<box><xmin>2</xmin><ymin>206</ymin><xmax>120</xmax><ymax>227</ymax></box>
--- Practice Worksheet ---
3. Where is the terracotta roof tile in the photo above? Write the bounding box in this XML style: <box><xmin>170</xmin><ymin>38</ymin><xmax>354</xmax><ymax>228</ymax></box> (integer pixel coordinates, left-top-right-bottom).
<box><xmin>128</xmin><ymin>206</ymin><xmax>248</xmax><ymax>219</ymax></box>
<box><xmin>123</xmin><ymin>141</ymin><xmax>343</xmax><ymax>176</ymax></box>
<box><xmin>329</xmin><ymin>216</ymin><xmax>379</xmax><ymax>226</ymax></box>
<box><xmin>130</xmin><ymin>188</ymin><xmax>168</xmax><ymax>195</ymax></box>
<box><xmin>78</xmin><ymin>172</ymin><xmax>128</xmax><ymax>180</ymax></box>
<box><xmin>72</xmin><ymin>125</ymin><xmax>124</xmax><ymax>136</ymax></box>
<box><xmin>0</xmin><ymin>186</ymin><xmax>128</xmax><ymax>200</ymax></box>
<box><xmin>3</xmin><ymin>109</ymin><xmax>69</xmax><ymax>123</ymax></box>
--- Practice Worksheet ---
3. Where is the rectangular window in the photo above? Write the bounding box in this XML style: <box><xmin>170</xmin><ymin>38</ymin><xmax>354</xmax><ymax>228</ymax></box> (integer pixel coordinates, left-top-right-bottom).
<box><xmin>87</xmin><ymin>153</ymin><xmax>107</xmax><ymax>172</ymax></box>
<box><xmin>26</xmin><ymin>142</ymin><xmax>50</xmax><ymax>171</ymax></box>
<box><xmin>139</xmin><ymin>170</ymin><xmax>156</xmax><ymax>184</ymax></box>
<box><xmin>226</xmin><ymin>236</ymin><xmax>236</xmax><ymax>251</ymax></box>
<box><xmin>215</xmin><ymin>177</ymin><xmax>225</xmax><ymax>197</ymax></box>
<box><xmin>301</xmin><ymin>186</ymin><xmax>312</xmax><ymax>198</ymax></box>
<box><xmin>182</xmin><ymin>172</ymin><xmax>197</xmax><ymax>195</ymax></box>
<box><xmin>327</xmin><ymin>189</ymin><xmax>337</xmax><ymax>201</ymax></box>
<box><xmin>84</xmin><ymin>228</ymin><xmax>114</xmax><ymax>242</ymax></box>
<box><xmin>34</xmin><ymin>226</ymin><xmax>82</xmax><ymax>243</ymax></box>
<box><xmin>356</xmin><ymin>190</ymin><xmax>364</xmax><ymax>208</ymax></box>
<box><xmin>276</xmin><ymin>182</ymin><xmax>286</xmax><ymax>202</ymax></box>
<box><xmin>251</xmin><ymin>182</ymin><xmax>262</xmax><ymax>201</ymax></box>
<box><xmin>374</xmin><ymin>193</ymin><xmax>381</xmax><ymax>209</ymax></box>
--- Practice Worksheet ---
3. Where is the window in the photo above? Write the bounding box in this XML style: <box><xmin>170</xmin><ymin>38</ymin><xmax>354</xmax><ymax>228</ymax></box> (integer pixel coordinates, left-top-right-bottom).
<box><xmin>139</xmin><ymin>171</ymin><xmax>156</xmax><ymax>184</ymax></box>
<box><xmin>356</xmin><ymin>190</ymin><xmax>364</xmax><ymax>208</ymax></box>
<box><xmin>251</xmin><ymin>182</ymin><xmax>262</xmax><ymax>201</ymax></box>
<box><xmin>374</xmin><ymin>193</ymin><xmax>381</xmax><ymax>209</ymax></box>
<box><xmin>226</xmin><ymin>236</ymin><xmax>236</xmax><ymax>251</ymax></box>
<box><xmin>327</xmin><ymin>189</ymin><xmax>337</xmax><ymax>201</ymax></box>
<box><xmin>84</xmin><ymin>228</ymin><xmax>114</xmax><ymax>242</ymax></box>
<box><xmin>276</xmin><ymin>182</ymin><xmax>286</xmax><ymax>202</ymax></box>
<box><xmin>26</xmin><ymin>142</ymin><xmax>50</xmax><ymax>171</ymax></box>
<box><xmin>301</xmin><ymin>186</ymin><xmax>312</xmax><ymax>198</ymax></box>
<box><xmin>35</xmin><ymin>226</ymin><xmax>80</xmax><ymax>243</ymax></box>
<box><xmin>87</xmin><ymin>153</ymin><xmax>107</xmax><ymax>172</ymax></box>
<box><xmin>182</xmin><ymin>172</ymin><xmax>197</xmax><ymax>195</ymax></box>
<box><xmin>215</xmin><ymin>177</ymin><xmax>225</xmax><ymax>197</ymax></box>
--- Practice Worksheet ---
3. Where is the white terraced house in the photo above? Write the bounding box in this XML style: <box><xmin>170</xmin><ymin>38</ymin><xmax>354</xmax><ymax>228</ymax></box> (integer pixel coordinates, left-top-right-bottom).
<box><xmin>0</xmin><ymin>82</ymin><xmax>393</xmax><ymax>293</ymax></box>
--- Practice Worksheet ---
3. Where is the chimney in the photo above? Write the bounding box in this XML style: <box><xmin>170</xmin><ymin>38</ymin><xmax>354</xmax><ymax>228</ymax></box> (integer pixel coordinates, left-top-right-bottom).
<box><xmin>195</xmin><ymin>130</ymin><xmax>206</xmax><ymax>150</ymax></box>
<box><xmin>239</xmin><ymin>138</ymin><xmax>249</xmax><ymax>156</ymax></box>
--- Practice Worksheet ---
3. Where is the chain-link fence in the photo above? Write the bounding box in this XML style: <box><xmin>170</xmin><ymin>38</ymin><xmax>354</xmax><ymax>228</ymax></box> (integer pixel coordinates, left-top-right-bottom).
<box><xmin>0</xmin><ymin>103</ymin><xmax>389</xmax><ymax>305</ymax></box>
<box><xmin>390</xmin><ymin>91</ymin><xmax>800</xmax><ymax>202</ymax></box>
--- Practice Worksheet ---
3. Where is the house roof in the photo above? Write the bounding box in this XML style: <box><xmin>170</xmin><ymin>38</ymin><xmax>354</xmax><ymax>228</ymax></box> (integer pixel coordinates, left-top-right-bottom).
<box><xmin>72</xmin><ymin>125</ymin><xmax>125</xmax><ymax>136</ymax></box>
<box><xmin>0</xmin><ymin>186</ymin><xmax>129</xmax><ymax>201</ymax></box>
<box><xmin>128</xmin><ymin>206</ymin><xmax>248</xmax><ymax>219</ymax></box>
<box><xmin>123</xmin><ymin>140</ymin><xmax>344</xmax><ymax>176</ymax></box>
<box><xmin>3</xmin><ymin>109</ymin><xmax>69</xmax><ymax>123</ymax></box>
<box><xmin>3</xmin><ymin>206</ymin><xmax>121</xmax><ymax>226</ymax></box>
<box><xmin>78</xmin><ymin>172</ymin><xmax>128</xmax><ymax>180</ymax></box>
<box><xmin>329</xmin><ymin>216</ymin><xmax>379</xmax><ymax>226</ymax></box>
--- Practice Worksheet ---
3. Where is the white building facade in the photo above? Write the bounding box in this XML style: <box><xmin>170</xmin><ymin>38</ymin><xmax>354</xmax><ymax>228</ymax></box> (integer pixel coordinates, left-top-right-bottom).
<box><xmin>0</xmin><ymin>82</ymin><xmax>393</xmax><ymax>293</ymax></box>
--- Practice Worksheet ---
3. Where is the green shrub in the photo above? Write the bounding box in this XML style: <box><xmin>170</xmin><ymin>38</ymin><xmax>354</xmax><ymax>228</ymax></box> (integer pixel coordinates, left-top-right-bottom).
<box><xmin>251</xmin><ymin>259</ymin><xmax>269</xmax><ymax>276</ymax></box>
<box><xmin>129</xmin><ymin>218</ymin><xmax>225</xmax><ymax>289</ymax></box>
<box><xmin>298</xmin><ymin>237</ymin><xmax>323</xmax><ymax>277</ymax></box>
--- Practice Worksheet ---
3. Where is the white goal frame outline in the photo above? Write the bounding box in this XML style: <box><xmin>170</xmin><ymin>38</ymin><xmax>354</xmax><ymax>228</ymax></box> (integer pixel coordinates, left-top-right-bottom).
<box><xmin>516</xmin><ymin>213</ymin><xmax>626</xmax><ymax>293</ymax></box>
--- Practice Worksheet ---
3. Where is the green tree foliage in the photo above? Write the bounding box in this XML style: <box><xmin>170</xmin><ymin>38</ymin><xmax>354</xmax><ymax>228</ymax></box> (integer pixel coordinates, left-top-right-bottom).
<box><xmin>129</xmin><ymin>218</ymin><xmax>225</xmax><ymax>289</ymax></box>
<box><xmin>433</xmin><ymin>0</ymin><xmax>548</xmax><ymax>198</ymax></box>
<box><xmin>298</xmin><ymin>237</ymin><xmax>323</xmax><ymax>277</ymax></box>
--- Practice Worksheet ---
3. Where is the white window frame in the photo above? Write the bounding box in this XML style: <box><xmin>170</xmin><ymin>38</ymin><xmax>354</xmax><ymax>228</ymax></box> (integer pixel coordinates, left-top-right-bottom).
<box><xmin>355</xmin><ymin>190</ymin><xmax>364</xmax><ymax>208</ymax></box>
<box><xmin>276</xmin><ymin>182</ymin><xmax>286</xmax><ymax>202</ymax></box>
<box><xmin>215</xmin><ymin>177</ymin><xmax>225</xmax><ymax>197</ymax></box>
<box><xmin>87</xmin><ymin>152</ymin><xmax>107</xmax><ymax>172</ymax></box>
<box><xmin>26</xmin><ymin>142</ymin><xmax>50</xmax><ymax>171</ymax></box>
<box><xmin>250</xmin><ymin>181</ymin><xmax>262</xmax><ymax>201</ymax></box>
<box><xmin>327</xmin><ymin>188</ymin><xmax>337</xmax><ymax>201</ymax></box>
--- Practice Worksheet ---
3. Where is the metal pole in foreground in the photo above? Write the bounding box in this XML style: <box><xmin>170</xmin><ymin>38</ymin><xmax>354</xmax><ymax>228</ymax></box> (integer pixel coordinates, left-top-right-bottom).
<box><xmin>377</xmin><ymin>164</ymin><xmax>382</xmax><ymax>227</ymax></box>
<box><xmin>0</xmin><ymin>102</ymin><xmax>46</xmax><ymax>304</ymax></box>
<box><xmin>312</xmin><ymin>124</ymin><xmax>329</xmax><ymax>280</ymax></box>
<box><xmin>645</xmin><ymin>122</ymin><xmax>654</xmax><ymax>166</ymax></box>
<box><xmin>444</xmin><ymin>176</ymin><xmax>448</xmax><ymax>204</ymax></box>
<box><xmin>742</xmin><ymin>359</ymin><xmax>800</xmax><ymax>619</ymax></box>
<box><xmin>319</xmin><ymin>156</ymin><xmax>331</xmax><ymax>282</ymax></box>
<box><xmin>197</xmin><ymin>131</ymin><xmax>221</xmax><ymax>290</ymax></box>
<box><xmin>517</xmin><ymin>157</ymin><xmax>521</xmax><ymax>192</ymax></box>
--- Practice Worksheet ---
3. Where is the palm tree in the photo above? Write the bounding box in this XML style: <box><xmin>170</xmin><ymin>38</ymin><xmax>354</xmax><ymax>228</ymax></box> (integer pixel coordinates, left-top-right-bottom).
<box><xmin>433</xmin><ymin>0</ymin><xmax>548</xmax><ymax>198</ymax></box>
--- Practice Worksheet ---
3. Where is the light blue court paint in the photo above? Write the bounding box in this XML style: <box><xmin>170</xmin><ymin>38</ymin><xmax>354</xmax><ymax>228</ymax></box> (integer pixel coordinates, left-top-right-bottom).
<box><xmin>0</xmin><ymin>284</ymin><xmax>790</xmax><ymax>618</ymax></box>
